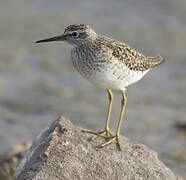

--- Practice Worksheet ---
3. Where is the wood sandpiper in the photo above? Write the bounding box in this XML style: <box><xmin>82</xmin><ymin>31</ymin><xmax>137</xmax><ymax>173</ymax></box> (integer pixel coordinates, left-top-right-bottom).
<box><xmin>36</xmin><ymin>24</ymin><xmax>165</xmax><ymax>150</ymax></box>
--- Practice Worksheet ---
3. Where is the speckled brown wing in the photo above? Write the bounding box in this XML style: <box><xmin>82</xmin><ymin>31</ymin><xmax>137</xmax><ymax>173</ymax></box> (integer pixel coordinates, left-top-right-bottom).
<box><xmin>104</xmin><ymin>37</ymin><xmax>165</xmax><ymax>72</ymax></box>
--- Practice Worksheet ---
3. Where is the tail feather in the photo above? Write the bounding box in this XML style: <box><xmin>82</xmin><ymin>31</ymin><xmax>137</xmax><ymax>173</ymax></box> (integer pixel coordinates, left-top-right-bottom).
<box><xmin>147</xmin><ymin>55</ymin><xmax>165</xmax><ymax>68</ymax></box>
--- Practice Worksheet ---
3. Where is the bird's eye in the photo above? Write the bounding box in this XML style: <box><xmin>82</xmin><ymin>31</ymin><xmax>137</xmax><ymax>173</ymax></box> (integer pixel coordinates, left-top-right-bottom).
<box><xmin>72</xmin><ymin>31</ymin><xmax>79</xmax><ymax>38</ymax></box>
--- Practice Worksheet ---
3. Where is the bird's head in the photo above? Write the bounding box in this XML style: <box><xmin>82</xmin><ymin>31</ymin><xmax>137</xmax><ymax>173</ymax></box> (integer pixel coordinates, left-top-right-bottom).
<box><xmin>36</xmin><ymin>24</ymin><xmax>97</xmax><ymax>45</ymax></box>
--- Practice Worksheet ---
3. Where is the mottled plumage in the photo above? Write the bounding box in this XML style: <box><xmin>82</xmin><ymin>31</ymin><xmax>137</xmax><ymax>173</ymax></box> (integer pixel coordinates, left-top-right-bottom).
<box><xmin>36</xmin><ymin>24</ymin><xmax>165</xmax><ymax>150</ymax></box>
<box><xmin>103</xmin><ymin>37</ymin><xmax>164</xmax><ymax>71</ymax></box>
<box><xmin>69</xmin><ymin>27</ymin><xmax>164</xmax><ymax>90</ymax></box>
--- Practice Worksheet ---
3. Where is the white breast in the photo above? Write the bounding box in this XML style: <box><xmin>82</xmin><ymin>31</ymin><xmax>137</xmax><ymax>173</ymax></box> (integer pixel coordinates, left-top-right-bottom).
<box><xmin>71</xmin><ymin>47</ymin><xmax>149</xmax><ymax>91</ymax></box>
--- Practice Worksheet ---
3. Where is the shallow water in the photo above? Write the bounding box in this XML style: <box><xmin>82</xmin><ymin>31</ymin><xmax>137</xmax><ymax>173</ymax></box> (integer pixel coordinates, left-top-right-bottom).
<box><xmin>0</xmin><ymin>0</ymin><xmax>186</xmax><ymax>178</ymax></box>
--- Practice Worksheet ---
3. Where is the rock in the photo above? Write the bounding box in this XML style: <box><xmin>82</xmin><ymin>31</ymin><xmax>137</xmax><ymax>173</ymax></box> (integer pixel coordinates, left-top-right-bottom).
<box><xmin>14</xmin><ymin>116</ymin><xmax>180</xmax><ymax>180</ymax></box>
<box><xmin>0</xmin><ymin>141</ymin><xmax>31</xmax><ymax>180</ymax></box>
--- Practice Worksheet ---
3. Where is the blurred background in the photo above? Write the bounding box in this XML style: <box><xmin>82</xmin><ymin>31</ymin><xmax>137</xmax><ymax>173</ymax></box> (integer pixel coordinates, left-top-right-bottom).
<box><xmin>0</xmin><ymin>0</ymin><xmax>186</xmax><ymax>178</ymax></box>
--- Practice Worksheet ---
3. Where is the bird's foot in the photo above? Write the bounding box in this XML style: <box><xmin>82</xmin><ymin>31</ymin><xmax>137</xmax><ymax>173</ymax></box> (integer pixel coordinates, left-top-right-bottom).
<box><xmin>100</xmin><ymin>135</ymin><xmax>121</xmax><ymax>151</ymax></box>
<box><xmin>82</xmin><ymin>129</ymin><xmax>112</xmax><ymax>141</ymax></box>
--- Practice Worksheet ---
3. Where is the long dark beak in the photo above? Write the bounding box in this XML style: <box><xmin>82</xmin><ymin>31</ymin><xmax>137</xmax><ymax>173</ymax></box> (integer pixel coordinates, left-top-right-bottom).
<box><xmin>35</xmin><ymin>35</ymin><xmax>64</xmax><ymax>43</ymax></box>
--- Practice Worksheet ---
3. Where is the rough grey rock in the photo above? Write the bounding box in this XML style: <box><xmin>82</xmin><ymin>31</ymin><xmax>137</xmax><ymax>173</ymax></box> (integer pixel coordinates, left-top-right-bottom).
<box><xmin>14</xmin><ymin>116</ymin><xmax>180</xmax><ymax>180</ymax></box>
<box><xmin>0</xmin><ymin>141</ymin><xmax>31</xmax><ymax>180</ymax></box>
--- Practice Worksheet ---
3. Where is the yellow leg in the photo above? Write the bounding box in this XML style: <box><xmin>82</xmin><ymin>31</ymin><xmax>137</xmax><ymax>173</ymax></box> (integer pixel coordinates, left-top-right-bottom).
<box><xmin>101</xmin><ymin>90</ymin><xmax>127</xmax><ymax>150</ymax></box>
<box><xmin>82</xmin><ymin>89</ymin><xmax>114</xmax><ymax>140</ymax></box>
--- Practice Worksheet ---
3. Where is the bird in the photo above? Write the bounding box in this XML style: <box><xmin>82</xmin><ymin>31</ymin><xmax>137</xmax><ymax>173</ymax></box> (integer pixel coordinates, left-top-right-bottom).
<box><xmin>36</xmin><ymin>24</ymin><xmax>165</xmax><ymax>150</ymax></box>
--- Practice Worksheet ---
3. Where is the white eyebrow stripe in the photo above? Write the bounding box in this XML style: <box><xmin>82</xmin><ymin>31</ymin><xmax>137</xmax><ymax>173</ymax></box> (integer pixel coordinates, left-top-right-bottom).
<box><xmin>64</xmin><ymin>30</ymin><xmax>82</xmax><ymax>37</ymax></box>
<box><xmin>64</xmin><ymin>30</ymin><xmax>76</xmax><ymax>35</ymax></box>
